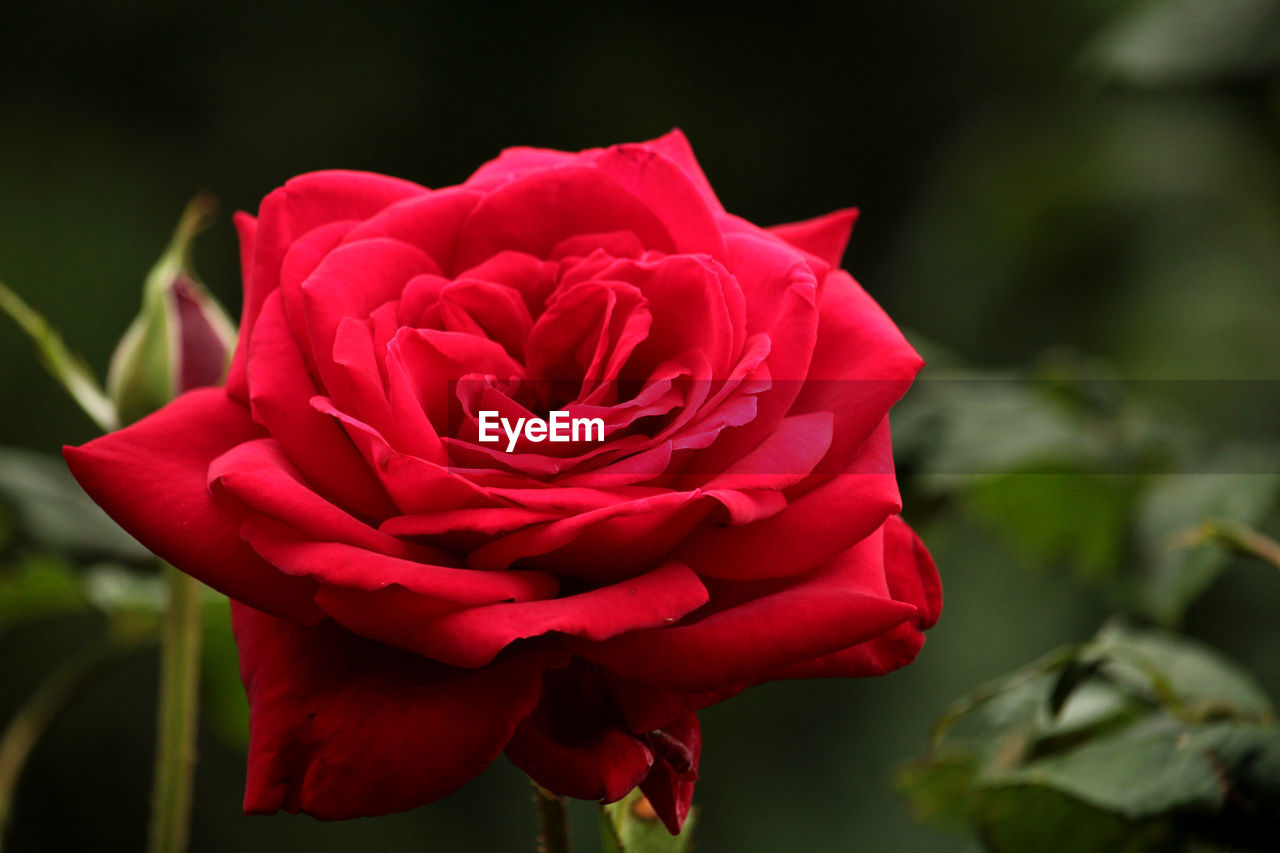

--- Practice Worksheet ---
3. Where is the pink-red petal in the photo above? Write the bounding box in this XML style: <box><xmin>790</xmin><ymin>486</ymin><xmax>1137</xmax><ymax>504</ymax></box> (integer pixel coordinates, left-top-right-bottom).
<box><xmin>312</xmin><ymin>561</ymin><xmax>709</xmax><ymax>668</ymax></box>
<box><xmin>578</xmin><ymin>525</ymin><xmax>917</xmax><ymax>691</ymax></box>
<box><xmin>63</xmin><ymin>389</ymin><xmax>321</xmax><ymax>624</ymax></box>
<box><xmin>234</xmin><ymin>603</ymin><xmax>550</xmax><ymax>819</ymax></box>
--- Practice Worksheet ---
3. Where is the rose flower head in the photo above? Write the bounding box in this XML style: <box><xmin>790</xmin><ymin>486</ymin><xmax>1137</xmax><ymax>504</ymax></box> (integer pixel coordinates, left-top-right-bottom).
<box><xmin>65</xmin><ymin>131</ymin><xmax>941</xmax><ymax>833</ymax></box>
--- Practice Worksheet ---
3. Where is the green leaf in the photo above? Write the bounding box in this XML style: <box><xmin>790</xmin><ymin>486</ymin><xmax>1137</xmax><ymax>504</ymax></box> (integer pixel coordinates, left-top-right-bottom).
<box><xmin>902</xmin><ymin>622</ymin><xmax>1279</xmax><ymax>850</ymax></box>
<box><xmin>1135</xmin><ymin>455</ymin><xmax>1280</xmax><ymax>626</ymax></box>
<box><xmin>1083</xmin><ymin>0</ymin><xmax>1280</xmax><ymax>86</ymax></box>
<box><xmin>600</xmin><ymin>788</ymin><xmax>696</xmax><ymax>853</ymax></box>
<box><xmin>0</xmin><ymin>279</ymin><xmax>117</xmax><ymax>432</ymax></box>
<box><xmin>1190</xmin><ymin>724</ymin><xmax>1280</xmax><ymax>829</ymax></box>
<box><xmin>896</xmin><ymin>753</ymin><xmax>982</xmax><ymax>830</ymax></box>
<box><xmin>0</xmin><ymin>447</ymin><xmax>150</xmax><ymax>560</ymax></box>
<box><xmin>1001</xmin><ymin>717</ymin><xmax>1226</xmax><ymax>819</ymax></box>
<box><xmin>965</xmin><ymin>473</ymin><xmax>1133</xmax><ymax>582</ymax></box>
<box><xmin>1086</xmin><ymin>623</ymin><xmax>1274</xmax><ymax>723</ymax></box>
<box><xmin>82</xmin><ymin>562</ymin><xmax>166</xmax><ymax>644</ymax></box>
<box><xmin>976</xmin><ymin>783</ymin><xmax>1175</xmax><ymax>853</ymax></box>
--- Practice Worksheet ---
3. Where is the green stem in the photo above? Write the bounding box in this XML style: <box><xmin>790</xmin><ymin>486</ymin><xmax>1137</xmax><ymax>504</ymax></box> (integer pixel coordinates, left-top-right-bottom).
<box><xmin>148</xmin><ymin>565</ymin><xmax>203</xmax><ymax>853</ymax></box>
<box><xmin>0</xmin><ymin>278</ymin><xmax>118</xmax><ymax>432</ymax></box>
<box><xmin>0</xmin><ymin>643</ymin><xmax>122</xmax><ymax>853</ymax></box>
<box><xmin>1198</xmin><ymin>517</ymin><xmax>1280</xmax><ymax>573</ymax></box>
<box><xmin>533</xmin><ymin>784</ymin><xmax>571</xmax><ymax>853</ymax></box>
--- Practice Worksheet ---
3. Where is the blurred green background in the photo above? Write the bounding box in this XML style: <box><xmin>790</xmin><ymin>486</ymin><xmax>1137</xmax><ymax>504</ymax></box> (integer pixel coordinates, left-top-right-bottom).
<box><xmin>2</xmin><ymin>1</ymin><xmax>1279</xmax><ymax>851</ymax></box>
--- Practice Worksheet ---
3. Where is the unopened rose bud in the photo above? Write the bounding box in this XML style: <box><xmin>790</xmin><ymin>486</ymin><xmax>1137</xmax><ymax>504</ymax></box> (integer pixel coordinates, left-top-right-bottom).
<box><xmin>106</xmin><ymin>194</ymin><xmax>236</xmax><ymax>425</ymax></box>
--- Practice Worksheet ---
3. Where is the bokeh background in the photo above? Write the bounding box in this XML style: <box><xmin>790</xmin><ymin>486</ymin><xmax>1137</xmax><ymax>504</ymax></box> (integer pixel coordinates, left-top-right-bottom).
<box><xmin>2</xmin><ymin>1</ymin><xmax>1278</xmax><ymax>850</ymax></box>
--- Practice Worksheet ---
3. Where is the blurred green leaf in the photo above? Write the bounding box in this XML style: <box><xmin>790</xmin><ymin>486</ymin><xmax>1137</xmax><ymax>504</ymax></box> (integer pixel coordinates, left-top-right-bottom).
<box><xmin>82</xmin><ymin>563</ymin><xmax>166</xmax><ymax>645</ymax></box>
<box><xmin>1086</xmin><ymin>623</ymin><xmax>1274</xmax><ymax>722</ymax></box>
<box><xmin>0</xmin><ymin>447</ymin><xmax>149</xmax><ymax>561</ymax></box>
<box><xmin>901</xmin><ymin>622</ymin><xmax>1279</xmax><ymax>851</ymax></box>
<box><xmin>1083</xmin><ymin>0</ymin><xmax>1280</xmax><ymax>86</ymax></box>
<box><xmin>1001</xmin><ymin>717</ymin><xmax>1227</xmax><ymax>818</ymax></box>
<box><xmin>966</xmin><ymin>473</ymin><xmax>1134</xmax><ymax>582</ymax></box>
<box><xmin>1135</xmin><ymin>454</ymin><xmax>1280</xmax><ymax>626</ymax></box>
<box><xmin>898</xmin><ymin>355</ymin><xmax>1280</xmax><ymax>625</ymax></box>
<box><xmin>601</xmin><ymin>788</ymin><xmax>695</xmax><ymax>853</ymax></box>
<box><xmin>976</xmin><ymin>784</ymin><xmax>1174</xmax><ymax>853</ymax></box>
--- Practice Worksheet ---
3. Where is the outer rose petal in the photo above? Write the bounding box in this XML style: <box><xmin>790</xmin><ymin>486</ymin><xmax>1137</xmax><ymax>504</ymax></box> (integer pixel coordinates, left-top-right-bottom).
<box><xmin>768</xmin><ymin>621</ymin><xmax>926</xmax><ymax>681</ymax></box>
<box><xmin>63</xmin><ymin>389</ymin><xmax>321</xmax><ymax>624</ymax></box>
<box><xmin>675</xmin><ymin>418</ymin><xmax>901</xmax><ymax>581</ymax></box>
<box><xmin>793</xmin><ymin>270</ymin><xmax>925</xmax><ymax>476</ymax></box>
<box><xmin>505</xmin><ymin>664</ymin><xmax>654</xmax><ymax>802</ymax></box>
<box><xmin>645</xmin><ymin>128</ymin><xmax>723</xmax><ymax>211</ymax></box>
<box><xmin>770</xmin><ymin>517</ymin><xmax>940</xmax><ymax>679</ymax></box>
<box><xmin>241</xmin><ymin>515</ymin><xmax>559</xmax><ymax>605</ymax></box>
<box><xmin>208</xmin><ymin>437</ymin><xmax>405</xmax><ymax>557</ymax></box>
<box><xmin>227</xmin><ymin>171</ymin><xmax>425</xmax><ymax>398</ymax></box>
<box><xmin>466</xmin><ymin>145</ymin><xmax>583</xmax><ymax>189</ymax></box>
<box><xmin>769</xmin><ymin>207</ymin><xmax>859</xmax><ymax>268</ymax></box>
<box><xmin>883</xmin><ymin>514</ymin><xmax>942</xmax><ymax>630</ymax></box>
<box><xmin>639</xmin><ymin>712</ymin><xmax>700</xmax><ymax>834</ymax></box>
<box><xmin>233</xmin><ymin>603</ymin><xmax>552</xmax><ymax>819</ymax></box>
<box><xmin>579</xmin><ymin>525</ymin><xmax>918</xmax><ymax>691</ymax></box>
<box><xmin>311</xmin><ymin>562</ymin><xmax>709</xmax><ymax>668</ymax></box>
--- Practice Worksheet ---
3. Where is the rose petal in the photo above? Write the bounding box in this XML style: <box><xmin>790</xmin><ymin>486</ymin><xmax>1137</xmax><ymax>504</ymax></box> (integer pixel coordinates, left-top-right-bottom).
<box><xmin>300</xmin><ymin>238</ymin><xmax>436</xmax><ymax>393</ymax></box>
<box><xmin>342</xmin><ymin>187</ymin><xmax>485</xmax><ymax>276</ymax></box>
<box><xmin>644</xmin><ymin>128</ymin><xmax>722</xmax><ymax>211</ymax></box>
<box><xmin>592</xmin><ymin>142</ymin><xmax>726</xmax><ymax>258</ymax></box>
<box><xmin>578</xmin><ymin>524</ymin><xmax>917</xmax><ymax>691</ymax></box>
<box><xmin>63</xmin><ymin>389</ymin><xmax>321</xmax><ymax>624</ymax></box>
<box><xmin>767</xmin><ymin>519</ymin><xmax>938</xmax><ymax>679</ymax></box>
<box><xmin>246</xmin><ymin>290</ymin><xmax>395</xmax><ymax>519</ymax></box>
<box><xmin>767</xmin><ymin>621</ymin><xmax>926</xmax><ymax>681</ymax></box>
<box><xmin>674</xmin><ymin>418</ymin><xmax>901</xmax><ymax>581</ymax></box>
<box><xmin>308</xmin><ymin>396</ymin><xmax>496</xmax><ymax>515</ymax></box>
<box><xmin>241</xmin><ymin>515</ymin><xmax>559</xmax><ymax>605</ymax></box>
<box><xmin>700</xmin><ymin>411</ymin><xmax>834</xmax><ymax>492</ymax></box>
<box><xmin>466</xmin><ymin>146</ymin><xmax>584</xmax><ymax>189</ymax></box>
<box><xmin>639</xmin><ymin>711</ymin><xmax>700</xmax><ymax>834</ymax></box>
<box><xmin>454</xmin><ymin>164</ymin><xmax>678</xmax><ymax>270</ymax></box>
<box><xmin>466</xmin><ymin>491</ymin><xmax>715</xmax><ymax>582</ymax></box>
<box><xmin>312</xmin><ymin>561</ymin><xmax>709</xmax><ymax>668</ymax></box>
<box><xmin>685</xmin><ymin>234</ymin><xmax>820</xmax><ymax>478</ymax></box>
<box><xmin>791</xmin><ymin>270</ymin><xmax>924</xmax><ymax>476</ymax></box>
<box><xmin>769</xmin><ymin>208</ymin><xmax>859</xmax><ymax>269</ymax></box>
<box><xmin>598</xmin><ymin>255</ymin><xmax>738</xmax><ymax>382</ymax></box>
<box><xmin>233</xmin><ymin>603</ymin><xmax>550</xmax><ymax>819</ymax></box>
<box><xmin>207</xmin><ymin>438</ymin><xmax>408</xmax><ymax>556</ymax></box>
<box><xmin>227</xmin><ymin>172</ymin><xmax>425</xmax><ymax>398</ymax></box>
<box><xmin>883</xmin><ymin>514</ymin><xmax>942</xmax><ymax>630</ymax></box>
<box><xmin>505</xmin><ymin>663</ymin><xmax>654</xmax><ymax>802</ymax></box>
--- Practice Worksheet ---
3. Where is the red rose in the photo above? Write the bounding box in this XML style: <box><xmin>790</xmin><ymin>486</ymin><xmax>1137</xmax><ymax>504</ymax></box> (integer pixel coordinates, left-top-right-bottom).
<box><xmin>65</xmin><ymin>131</ymin><xmax>940</xmax><ymax>832</ymax></box>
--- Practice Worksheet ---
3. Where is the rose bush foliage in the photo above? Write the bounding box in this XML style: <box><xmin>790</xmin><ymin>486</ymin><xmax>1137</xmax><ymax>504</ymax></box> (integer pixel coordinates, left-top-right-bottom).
<box><xmin>65</xmin><ymin>131</ymin><xmax>940</xmax><ymax>832</ymax></box>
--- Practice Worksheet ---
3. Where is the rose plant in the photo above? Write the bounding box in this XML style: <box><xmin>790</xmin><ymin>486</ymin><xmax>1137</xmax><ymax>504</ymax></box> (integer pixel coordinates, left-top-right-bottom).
<box><xmin>64</xmin><ymin>131</ymin><xmax>940</xmax><ymax>834</ymax></box>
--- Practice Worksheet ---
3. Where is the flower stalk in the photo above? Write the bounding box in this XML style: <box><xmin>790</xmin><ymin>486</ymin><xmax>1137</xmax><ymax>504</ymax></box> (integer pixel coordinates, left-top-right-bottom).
<box><xmin>148</xmin><ymin>564</ymin><xmax>203</xmax><ymax>853</ymax></box>
<box><xmin>533</xmin><ymin>783</ymin><xmax>571</xmax><ymax>853</ymax></box>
